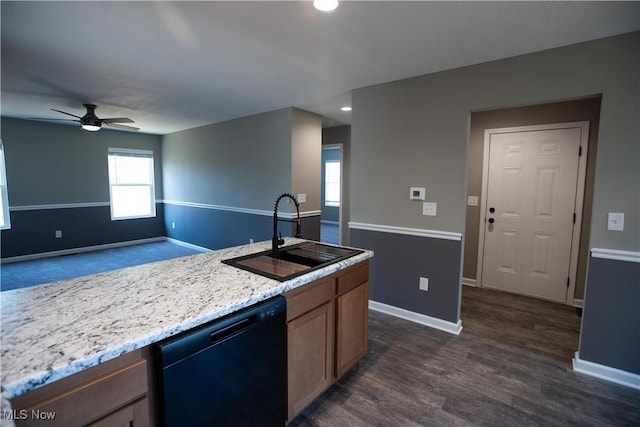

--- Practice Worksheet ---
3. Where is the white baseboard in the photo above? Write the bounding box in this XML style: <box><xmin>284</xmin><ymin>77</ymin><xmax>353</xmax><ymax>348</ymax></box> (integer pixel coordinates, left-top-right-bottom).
<box><xmin>462</xmin><ymin>277</ymin><xmax>477</xmax><ymax>287</ymax></box>
<box><xmin>165</xmin><ymin>237</ymin><xmax>212</xmax><ymax>253</ymax></box>
<box><xmin>1</xmin><ymin>237</ymin><xmax>167</xmax><ymax>264</ymax></box>
<box><xmin>369</xmin><ymin>300</ymin><xmax>463</xmax><ymax>335</ymax></box>
<box><xmin>572</xmin><ymin>352</ymin><xmax>640</xmax><ymax>390</ymax></box>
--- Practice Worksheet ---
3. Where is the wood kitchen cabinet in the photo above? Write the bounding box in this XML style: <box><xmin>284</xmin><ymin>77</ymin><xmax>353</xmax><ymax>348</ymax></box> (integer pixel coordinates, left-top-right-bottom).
<box><xmin>11</xmin><ymin>349</ymin><xmax>153</xmax><ymax>427</ymax></box>
<box><xmin>284</xmin><ymin>260</ymin><xmax>369</xmax><ymax>422</ymax></box>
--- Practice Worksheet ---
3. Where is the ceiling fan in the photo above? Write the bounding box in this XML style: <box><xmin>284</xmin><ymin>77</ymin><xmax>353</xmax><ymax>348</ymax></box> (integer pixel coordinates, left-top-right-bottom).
<box><xmin>46</xmin><ymin>104</ymin><xmax>139</xmax><ymax>132</ymax></box>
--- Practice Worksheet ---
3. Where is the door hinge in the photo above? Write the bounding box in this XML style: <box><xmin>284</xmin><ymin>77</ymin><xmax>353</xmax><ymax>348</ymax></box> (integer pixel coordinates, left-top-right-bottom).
<box><xmin>567</xmin><ymin>277</ymin><xmax>570</xmax><ymax>288</ymax></box>
<box><xmin>573</xmin><ymin>213</ymin><xmax>576</xmax><ymax>223</ymax></box>
<box><xmin>579</xmin><ymin>146</ymin><xmax>583</xmax><ymax>157</ymax></box>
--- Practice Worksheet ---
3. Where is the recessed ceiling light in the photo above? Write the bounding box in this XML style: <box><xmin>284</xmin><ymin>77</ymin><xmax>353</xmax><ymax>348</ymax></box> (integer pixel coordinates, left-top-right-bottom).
<box><xmin>314</xmin><ymin>0</ymin><xmax>339</xmax><ymax>12</ymax></box>
<box><xmin>340</xmin><ymin>106</ymin><xmax>352</xmax><ymax>112</ymax></box>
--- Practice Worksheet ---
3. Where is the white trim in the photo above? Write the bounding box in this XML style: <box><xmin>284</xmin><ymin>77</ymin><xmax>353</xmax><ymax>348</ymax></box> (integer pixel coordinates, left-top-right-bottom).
<box><xmin>107</xmin><ymin>147</ymin><xmax>153</xmax><ymax>157</ymax></box>
<box><xmin>462</xmin><ymin>277</ymin><xmax>477</xmax><ymax>287</ymax></box>
<box><xmin>368</xmin><ymin>300</ymin><xmax>463</xmax><ymax>335</ymax></box>
<box><xmin>0</xmin><ymin>237</ymin><xmax>166</xmax><ymax>264</ymax></box>
<box><xmin>165</xmin><ymin>237</ymin><xmax>212</xmax><ymax>253</ymax></box>
<box><xmin>572</xmin><ymin>299</ymin><xmax>584</xmax><ymax>308</ymax></box>
<box><xmin>572</xmin><ymin>352</ymin><xmax>640</xmax><ymax>390</ymax></box>
<box><xmin>10</xmin><ymin>202</ymin><xmax>111</xmax><ymax>211</ymax></box>
<box><xmin>321</xmin><ymin>220</ymin><xmax>339</xmax><ymax>225</ymax></box>
<box><xmin>476</xmin><ymin>121</ymin><xmax>590</xmax><ymax>306</ymax></box>
<box><xmin>591</xmin><ymin>248</ymin><xmax>640</xmax><ymax>263</ymax></box>
<box><xmin>162</xmin><ymin>199</ymin><xmax>320</xmax><ymax>219</ymax></box>
<box><xmin>349</xmin><ymin>222</ymin><xmax>462</xmax><ymax>241</ymax></box>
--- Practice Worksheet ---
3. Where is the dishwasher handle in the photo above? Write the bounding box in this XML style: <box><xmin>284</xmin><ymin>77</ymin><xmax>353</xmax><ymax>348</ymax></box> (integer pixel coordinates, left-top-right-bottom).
<box><xmin>210</xmin><ymin>315</ymin><xmax>256</xmax><ymax>345</ymax></box>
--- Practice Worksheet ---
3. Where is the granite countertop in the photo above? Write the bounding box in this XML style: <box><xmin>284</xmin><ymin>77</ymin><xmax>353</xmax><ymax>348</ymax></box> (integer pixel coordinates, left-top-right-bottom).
<box><xmin>0</xmin><ymin>238</ymin><xmax>373</xmax><ymax>424</ymax></box>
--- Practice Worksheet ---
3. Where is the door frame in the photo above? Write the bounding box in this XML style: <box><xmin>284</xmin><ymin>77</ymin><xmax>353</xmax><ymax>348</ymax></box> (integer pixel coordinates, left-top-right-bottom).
<box><xmin>322</xmin><ymin>144</ymin><xmax>343</xmax><ymax>245</ymax></box>
<box><xmin>476</xmin><ymin>122</ymin><xmax>590</xmax><ymax>305</ymax></box>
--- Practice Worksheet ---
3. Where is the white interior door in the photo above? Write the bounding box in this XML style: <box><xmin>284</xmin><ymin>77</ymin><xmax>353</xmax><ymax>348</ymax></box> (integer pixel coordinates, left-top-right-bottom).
<box><xmin>480</xmin><ymin>126</ymin><xmax>583</xmax><ymax>302</ymax></box>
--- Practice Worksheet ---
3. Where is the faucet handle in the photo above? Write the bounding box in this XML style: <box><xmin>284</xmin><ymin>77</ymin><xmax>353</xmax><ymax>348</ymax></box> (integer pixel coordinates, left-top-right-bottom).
<box><xmin>277</xmin><ymin>231</ymin><xmax>285</xmax><ymax>246</ymax></box>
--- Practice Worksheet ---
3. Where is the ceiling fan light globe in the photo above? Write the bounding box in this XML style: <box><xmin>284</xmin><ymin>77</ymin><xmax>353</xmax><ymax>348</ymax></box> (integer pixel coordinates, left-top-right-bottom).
<box><xmin>82</xmin><ymin>124</ymin><xmax>101</xmax><ymax>132</ymax></box>
<box><xmin>313</xmin><ymin>0</ymin><xmax>338</xmax><ymax>12</ymax></box>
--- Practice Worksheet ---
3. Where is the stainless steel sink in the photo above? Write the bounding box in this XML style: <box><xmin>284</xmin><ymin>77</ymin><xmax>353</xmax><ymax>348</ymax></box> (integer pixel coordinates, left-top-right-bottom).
<box><xmin>222</xmin><ymin>242</ymin><xmax>362</xmax><ymax>281</ymax></box>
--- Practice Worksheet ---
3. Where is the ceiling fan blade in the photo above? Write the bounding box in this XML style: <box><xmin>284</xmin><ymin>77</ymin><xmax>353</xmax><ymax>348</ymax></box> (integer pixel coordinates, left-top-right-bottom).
<box><xmin>29</xmin><ymin>117</ymin><xmax>80</xmax><ymax>122</ymax></box>
<box><xmin>101</xmin><ymin>117</ymin><xmax>135</xmax><ymax>124</ymax></box>
<box><xmin>51</xmin><ymin>109</ymin><xmax>83</xmax><ymax>119</ymax></box>
<box><xmin>104</xmin><ymin>122</ymin><xmax>140</xmax><ymax>131</ymax></box>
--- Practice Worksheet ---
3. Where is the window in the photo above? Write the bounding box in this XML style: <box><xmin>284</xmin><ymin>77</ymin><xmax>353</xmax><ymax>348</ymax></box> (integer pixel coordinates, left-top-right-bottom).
<box><xmin>108</xmin><ymin>148</ymin><xmax>156</xmax><ymax>220</ymax></box>
<box><xmin>0</xmin><ymin>140</ymin><xmax>10</xmax><ymax>229</ymax></box>
<box><xmin>324</xmin><ymin>160</ymin><xmax>340</xmax><ymax>207</ymax></box>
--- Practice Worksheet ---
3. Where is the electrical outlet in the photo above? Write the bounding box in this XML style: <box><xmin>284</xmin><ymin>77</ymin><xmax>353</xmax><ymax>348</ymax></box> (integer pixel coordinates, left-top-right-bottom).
<box><xmin>250</xmin><ymin>238</ymin><xmax>254</xmax><ymax>244</ymax></box>
<box><xmin>419</xmin><ymin>277</ymin><xmax>429</xmax><ymax>292</ymax></box>
<box><xmin>171</xmin><ymin>222</ymin><xmax>176</xmax><ymax>229</ymax></box>
<box><xmin>55</xmin><ymin>230</ymin><xmax>62</xmax><ymax>239</ymax></box>
<box><xmin>297</xmin><ymin>193</ymin><xmax>307</xmax><ymax>204</ymax></box>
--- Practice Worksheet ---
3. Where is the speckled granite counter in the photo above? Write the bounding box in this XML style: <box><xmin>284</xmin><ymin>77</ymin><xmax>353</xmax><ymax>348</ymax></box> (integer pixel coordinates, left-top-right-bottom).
<box><xmin>0</xmin><ymin>239</ymin><xmax>373</xmax><ymax>425</ymax></box>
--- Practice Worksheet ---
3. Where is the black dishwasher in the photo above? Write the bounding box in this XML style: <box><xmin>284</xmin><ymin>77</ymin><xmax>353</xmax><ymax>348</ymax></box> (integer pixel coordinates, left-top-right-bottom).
<box><xmin>155</xmin><ymin>296</ymin><xmax>286</xmax><ymax>427</ymax></box>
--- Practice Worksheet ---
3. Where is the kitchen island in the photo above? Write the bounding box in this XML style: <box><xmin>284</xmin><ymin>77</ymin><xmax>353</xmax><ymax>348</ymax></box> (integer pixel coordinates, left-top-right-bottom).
<box><xmin>0</xmin><ymin>239</ymin><xmax>373</xmax><ymax>426</ymax></box>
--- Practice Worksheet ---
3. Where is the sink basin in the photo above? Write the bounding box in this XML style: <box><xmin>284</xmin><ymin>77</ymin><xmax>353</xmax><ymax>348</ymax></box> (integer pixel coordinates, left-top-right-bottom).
<box><xmin>222</xmin><ymin>242</ymin><xmax>363</xmax><ymax>281</ymax></box>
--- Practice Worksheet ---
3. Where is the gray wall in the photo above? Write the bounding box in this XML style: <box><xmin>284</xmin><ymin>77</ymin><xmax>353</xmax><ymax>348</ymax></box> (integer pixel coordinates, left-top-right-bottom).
<box><xmin>291</xmin><ymin>108</ymin><xmax>322</xmax><ymax>214</ymax></box>
<box><xmin>1</xmin><ymin>118</ymin><xmax>163</xmax><ymax>205</ymax></box>
<box><xmin>323</xmin><ymin>125</ymin><xmax>351</xmax><ymax>246</ymax></box>
<box><xmin>0</xmin><ymin>117</ymin><xmax>164</xmax><ymax>257</ymax></box>
<box><xmin>465</xmin><ymin>98</ymin><xmax>602</xmax><ymax>301</ymax></box>
<box><xmin>162</xmin><ymin>107</ymin><xmax>322</xmax><ymax>248</ymax></box>
<box><xmin>350</xmin><ymin>32</ymin><xmax>639</xmax><ymax>372</ymax></box>
<box><xmin>162</xmin><ymin>108</ymin><xmax>292</xmax><ymax>210</ymax></box>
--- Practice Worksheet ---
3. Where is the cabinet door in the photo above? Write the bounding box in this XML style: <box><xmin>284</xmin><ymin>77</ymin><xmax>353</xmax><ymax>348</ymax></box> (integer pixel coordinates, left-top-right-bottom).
<box><xmin>12</xmin><ymin>353</ymin><xmax>149</xmax><ymax>427</ymax></box>
<box><xmin>287</xmin><ymin>301</ymin><xmax>335</xmax><ymax>421</ymax></box>
<box><xmin>335</xmin><ymin>282</ymin><xmax>369</xmax><ymax>378</ymax></box>
<box><xmin>88</xmin><ymin>398</ymin><xmax>149</xmax><ymax>427</ymax></box>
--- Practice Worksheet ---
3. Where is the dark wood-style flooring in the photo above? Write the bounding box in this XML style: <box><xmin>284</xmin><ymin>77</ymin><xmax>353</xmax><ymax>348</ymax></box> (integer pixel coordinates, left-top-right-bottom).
<box><xmin>289</xmin><ymin>286</ymin><xmax>640</xmax><ymax>426</ymax></box>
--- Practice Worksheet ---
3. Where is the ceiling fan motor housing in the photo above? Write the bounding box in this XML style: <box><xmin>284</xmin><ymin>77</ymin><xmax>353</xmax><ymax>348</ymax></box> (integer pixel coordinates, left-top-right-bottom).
<box><xmin>81</xmin><ymin>104</ymin><xmax>102</xmax><ymax>127</ymax></box>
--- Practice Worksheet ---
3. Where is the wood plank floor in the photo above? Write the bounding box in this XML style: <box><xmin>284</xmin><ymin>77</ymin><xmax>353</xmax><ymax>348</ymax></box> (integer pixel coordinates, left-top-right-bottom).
<box><xmin>289</xmin><ymin>286</ymin><xmax>640</xmax><ymax>426</ymax></box>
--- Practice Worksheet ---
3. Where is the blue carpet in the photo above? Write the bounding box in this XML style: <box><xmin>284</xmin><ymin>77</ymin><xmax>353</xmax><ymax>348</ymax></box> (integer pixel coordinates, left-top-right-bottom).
<box><xmin>1</xmin><ymin>241</ymin><xmax>204</xmax><ymax>291</ymax></box>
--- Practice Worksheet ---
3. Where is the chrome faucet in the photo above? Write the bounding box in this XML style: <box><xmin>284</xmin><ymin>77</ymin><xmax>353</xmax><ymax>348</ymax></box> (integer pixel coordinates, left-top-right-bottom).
<box><xmin>272</xmin><ymin>193</ymin><xmax>302</xmax><ymax>256</ymax></box>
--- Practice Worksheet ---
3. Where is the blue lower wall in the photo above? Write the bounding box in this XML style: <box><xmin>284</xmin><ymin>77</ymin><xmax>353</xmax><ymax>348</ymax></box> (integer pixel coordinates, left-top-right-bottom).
<box><xmin>1</xmin><ymin>204</ymin><xmax>165</xmax><ymax>258</ymax></box>
<box><xmin>579</xmin><ymin>255</ymin><xmax>640</xmax><ymax>375</ymax></box>
<box><xmin>164</xmin><ymin>204</ymin><xmax>320</xmax><ymax>250</ymax></box>
<box><xmin>350</xmin><ymin>227</ymin><xmax>462</xmax><ymax>323</ymax></box>
<box><xmin>1</xmin><ymin>202</ymin><xmax>321</xmax><ymax>259</ymax></box>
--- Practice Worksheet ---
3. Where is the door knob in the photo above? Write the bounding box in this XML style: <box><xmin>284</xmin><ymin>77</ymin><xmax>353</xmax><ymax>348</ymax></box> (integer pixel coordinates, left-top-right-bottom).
<box><xmin>488</xmin><ymin>218</ymin><xmax>495</xmax><ymax>224</ymax></box>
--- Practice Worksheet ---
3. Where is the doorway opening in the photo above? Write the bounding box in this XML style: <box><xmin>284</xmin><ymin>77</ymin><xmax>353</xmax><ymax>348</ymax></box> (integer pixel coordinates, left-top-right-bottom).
<box><xmin>463</xmin><ymin>97</ymin><xmax>601</xmax><ymax>307</ymax></box>
<box><xmin>321</xmin><ymin>145</ymin><xmax>342</xmax><ymax>245</ymax></box>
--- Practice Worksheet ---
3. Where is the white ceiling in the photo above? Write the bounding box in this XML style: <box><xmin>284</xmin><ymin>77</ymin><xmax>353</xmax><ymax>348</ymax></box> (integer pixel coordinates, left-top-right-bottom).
<box><xmin>2</xmin><ymin>1</ymin><xmax>639</xmax><ymax>135</ymax></box>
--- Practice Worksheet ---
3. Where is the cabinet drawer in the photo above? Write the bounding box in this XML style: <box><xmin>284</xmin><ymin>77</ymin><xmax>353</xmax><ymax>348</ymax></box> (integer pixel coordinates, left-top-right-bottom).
<box><xmin>337</xmin><ymin>261</ymin><xmax>369</xmax><ymax>296</ymax></box>
<box><xmin>14</xmin><ymin>359</ymin><xmax>148</xmax><ymax>427</ymax></box>
<box><xmin>285</xmin><ymin>277</ymin><xmax>335</xmax><ymax>322</ymax></box>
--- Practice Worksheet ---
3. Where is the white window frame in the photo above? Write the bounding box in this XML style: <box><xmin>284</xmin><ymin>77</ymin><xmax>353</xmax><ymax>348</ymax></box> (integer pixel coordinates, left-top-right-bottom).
<box><xmin>108</xmin><ymin>147</ymin><xmax>156</xmax><ymax>220</ymax></box>
<box><xmin>0</xmin><ymin>139</ymin><xmax>11</xmax><ymax>230</ymax></box>
<box><xmin>324</xmin><ymin>160</ymin><xmax>341</xmax><ymax>207</ymax></box>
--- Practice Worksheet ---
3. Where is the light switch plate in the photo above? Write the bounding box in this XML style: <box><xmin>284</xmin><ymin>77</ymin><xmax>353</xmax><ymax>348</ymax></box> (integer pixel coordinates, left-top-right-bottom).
<box><xmin>467</xmin><ymin>196</ymin><xmax>479</xmax><ymax>206</ymax></box>
<box><xmin>422</xmin><ymin>202</ymin><xmax>437</xmax><ymax>216</ymax></box>
<box><xmin>410</xmin><ymin>187</ymin><xmax>425</xmax><ymax>200</ymax></box>
<box><xmin>297</xmin><ymin>193</ymin><xmax>307</xmax><ymax>204</ymax></box>
<box><xmin>607</xmin><ymin>212</ymin><xmax>624</xmax><ymax>231</ymax></box>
